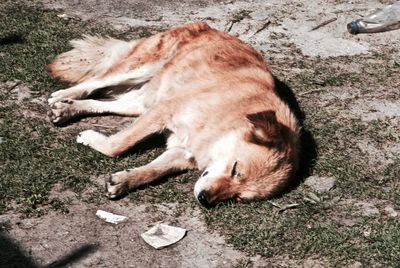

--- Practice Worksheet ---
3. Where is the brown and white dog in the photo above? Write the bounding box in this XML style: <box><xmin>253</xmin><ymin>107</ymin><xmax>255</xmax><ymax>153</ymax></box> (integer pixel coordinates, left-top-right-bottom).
<box><xmin>47</xmin><ymin>22</ymin><xmax>300</xmax><ymax>207</ymax></box>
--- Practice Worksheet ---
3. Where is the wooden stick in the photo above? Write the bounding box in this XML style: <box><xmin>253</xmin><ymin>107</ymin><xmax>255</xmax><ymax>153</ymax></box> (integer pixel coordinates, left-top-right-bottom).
<box><xmin>310</xmin><ymin>18</ymin><xmax>337</xmax><ymax>31</ymax></box>
<box><xmin>253</xmin><ymin>21</ymin><xmax>271</xmax><ymax>36</ymax></box>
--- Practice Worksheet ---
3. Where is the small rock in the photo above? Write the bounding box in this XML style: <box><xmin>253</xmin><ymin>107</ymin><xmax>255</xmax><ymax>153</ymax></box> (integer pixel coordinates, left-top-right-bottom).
<box><xmin>382</xmin><ymin>187</ymin><xmax>391</xmax><ymax>193</ymax></box>
<box><xmin>384</xmin><ymin>205</ymin><xmax>398</xmax><ymax>218</ymax></box>
<box><xmin>0</xmin><ymin>217</ymin><xmax>12</xmax><ymax>231</ymax></box>
<box><xmin>9</xmin><ymin>82</ymin><xmax>32</xmax><ymax>102</ymax></box>
<box><xmin>302</xmin><ymin>257</ymin><xmax>327</xmax><ymax>268</ymax></box>
<box><xmin>304</xmin><ymin>175</ymin><xmax>336</xmax><ymax>193</ymax></box>
<box><xmin>144</xmin><ymin>16</ymin><xmax>163</xmax><ymax>22</ymax></box>
<box><xmin>0</xmin><ymin>81</ymin><xmax>17</xmax><ymax>94</ymax></box>
<box><xmin>306</xmin><ymin>192</ymin><xmax>321</xmax><ymax>202</ymax></box>
<box><xmin>363</xmin><ymin>229</ymin><xmax>371</xmax><ymax>237</ymax></box>
<box><xmin>0</xmin><ymin>137</ymin><xmax>4</xmax><ymax>144</ymax></box>
<box><xmin>346</xmin><ymin>261</ymin><xmax>363</xmax><ymax>268</ymax></box>
<box><xmin>355</xmin><ymin>202</ymin><xmax>380</xmax><ymax>217</ymax></box>
<box><xmin>57</xmin><ymin>13</ymin><xmax>81</xmax><ymax>21</ymax></box>
<box><xmin>338</xmin><ymin>217</ymin><xmax>358</xmax><ymax>227</ymax></box>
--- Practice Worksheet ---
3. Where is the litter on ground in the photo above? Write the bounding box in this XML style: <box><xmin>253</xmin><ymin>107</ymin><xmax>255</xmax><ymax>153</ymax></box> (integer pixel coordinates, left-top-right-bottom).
<box><xmin>95</xmin><ymin>209</ymin><xmax>128</xmax><ymax>224</ymax></box>
<box><xmin>141</xmin><ymin>223</ymin><xmax>187</xmax><ymax>249</ymax></box>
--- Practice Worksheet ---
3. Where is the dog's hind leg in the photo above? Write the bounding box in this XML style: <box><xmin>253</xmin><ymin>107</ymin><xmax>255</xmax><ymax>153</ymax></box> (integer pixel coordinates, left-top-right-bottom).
<box><xmin>106</xmin><ymin>146</ymin><xmax>196</xmax><ymax>198</ymax></box>
<box><xmin>49</xmin><ymin>87</ymin><xmax>149</xmax><ymax>125</ymax></box>
<box><xmin>48</xmin><ymin>22</ymin><xmax>211</xmax><ymax>104</ymax></box>
<box><xmin>48</xmin><ymin>62</ymin><xmax>162</xmax><ymax>105</ymax></box>
<box><xmin>76</xmin><ymin>101</ymin><xmax>173</xmax><ymax>157</ymax></box>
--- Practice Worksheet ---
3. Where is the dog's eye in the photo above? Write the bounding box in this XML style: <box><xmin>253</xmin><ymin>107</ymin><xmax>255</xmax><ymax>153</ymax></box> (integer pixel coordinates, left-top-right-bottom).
<box><xmin>231</xmin><ymin>161</ymin><xmax>239</xmax><ymax>178</ymax></box>
<box><xmin>201</xmin><ymin>170</ymin><xmax>209</xmax><ymax>177</ymax></box>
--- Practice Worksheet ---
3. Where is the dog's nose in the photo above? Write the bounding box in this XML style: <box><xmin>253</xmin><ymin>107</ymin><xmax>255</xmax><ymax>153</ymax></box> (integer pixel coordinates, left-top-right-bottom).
<box><xmin>197</xmin><ymin>191</ymin><xmax>210</xmax><ymax>207</ymax></box>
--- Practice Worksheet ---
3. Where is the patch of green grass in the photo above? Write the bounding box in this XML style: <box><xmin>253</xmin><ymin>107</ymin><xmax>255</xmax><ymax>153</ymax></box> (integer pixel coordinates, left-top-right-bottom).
<box><xmin>205</xmin><ymin>192</ymin><xmax>399</xmax><ymax>266</ymax></box>
<box><xmin>305</xmin><ymin>111</ymin><xmax>399</xmax><ymax>200</ymax></box>
<box><xmin>0</xmin><ymin>2</ymin><xmax>168</xmax><ymax>216</ymax></box>
<box><xmin>0</xmin><ymin>1</ymin><xmax>82</xmax><ymax>92</ymax></box>
<box><xmin>285</xmin><ymin>53</ymin><xmax>399</xmax><ymax>95</ymax></box>
<box><xmin>203</xmin><ymin>52</ymin><xmax>400</xmax><ymax>266</ymax></box>
<box><xmin>234</xmin><ymin>258</ymin><xmax>254</xmax><ymax>268</ymax></box>
<box><xmin>0</xmin><ymin>105</ymin><xmax>148</xmax><ymax>216</ymax></box>
<box><xmin>128</xmin><ymin>171</ymin><xmax>199</xmax><ymax>205</ymax></box>
<box><xmin>368</xmin><ymin>220</ymin><xmax>400</xmax><ymax>264</ymax></box>
<box><xmin>49</xmin><ymin>197</ymin><xmax>70</xmax><ymax>214</ymax></box>
<box><xmin>0</xmin><ymin>1</ymin><xmax>165</xmax><ymax>93</ymax></box>
<box><xmin>290</xmin><ymin>65</ymin><xmax>360</xmax><ymax>91</ymax></box>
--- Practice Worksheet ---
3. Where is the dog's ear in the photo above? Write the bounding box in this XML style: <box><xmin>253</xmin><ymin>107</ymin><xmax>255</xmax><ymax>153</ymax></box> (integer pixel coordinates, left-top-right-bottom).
<box><xmin>246</xmin><ymin>110</ymin><xmax>281</xmax><ymax>146</ymax></box>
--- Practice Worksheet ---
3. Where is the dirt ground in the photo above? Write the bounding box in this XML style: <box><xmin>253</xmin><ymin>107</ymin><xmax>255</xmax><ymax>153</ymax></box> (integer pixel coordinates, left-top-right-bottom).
<box><xmin>1</xmin><ymin>0</ymin><xmax>399</xmax><ymax>267</ymax></box>
<box><xmin>1</xmin><ymin>187</ymin><xmax>248</xmax><ymax>267</ymax></box>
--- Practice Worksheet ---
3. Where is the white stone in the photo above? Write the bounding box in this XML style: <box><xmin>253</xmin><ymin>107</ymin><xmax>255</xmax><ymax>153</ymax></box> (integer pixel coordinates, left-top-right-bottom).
<box><xmin>304</xmin><ymin>175</ymin><xmax>336</xmax><ymax>193</ymax></box>
<box><xmin>384</xmin><ymin>206</ymin><xmax>398</xmax><ymax>218</ymax></box>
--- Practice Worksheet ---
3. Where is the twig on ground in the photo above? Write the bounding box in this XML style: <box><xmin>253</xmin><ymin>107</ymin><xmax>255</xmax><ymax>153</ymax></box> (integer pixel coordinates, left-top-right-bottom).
<box><xmin>297</xmin><ymin>88</ymin><xmax>325</xmax><ymax>96</ymax></box>
<box><xmin>252</xmin><ymin>21</ymin><xmax>271</xmax><ymax>36</ymax></box>
<box><xmin>310</xmin><ymin>18</ymin><xmax>337</xmax><ymax>31</ymax></box>
<box><xmin>225</xmin><ymin>10</ymin><xmax>252</xmax><ymax>32</ymax></box>
<box><xmin>268</xmin><ymin>201</ymin><xmax>300</xmax><ymax>212</ymax></box>
<box><xmin>278</xmin><ymin>203</ymin><xmax>300</xmax><ymax>212</ymax></box>
<box><xmin>7</xmin><ymin>80</ymin><xmax>21</xmax><ymax>92</ymax></box>
<box><xmin>225</xmin><ymin>21</ymin><xmax>235</xmax><ymax>32</ymax></box>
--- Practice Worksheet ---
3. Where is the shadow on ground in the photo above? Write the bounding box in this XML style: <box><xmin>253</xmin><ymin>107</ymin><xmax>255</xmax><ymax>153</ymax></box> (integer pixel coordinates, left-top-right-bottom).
<box><xmin>0</xmin><ymin>230</ymin><xmax>99</xmax><ymax>268</ymax></box>
<box><xmin>274</xmin><ymin>76</ymin><xmax>318</xmax><ymax>192</ymax></box>
<box><xmin>0</xmin><ymin>231</ymin><xmax>38</xmax><ymax>268</ymax></box>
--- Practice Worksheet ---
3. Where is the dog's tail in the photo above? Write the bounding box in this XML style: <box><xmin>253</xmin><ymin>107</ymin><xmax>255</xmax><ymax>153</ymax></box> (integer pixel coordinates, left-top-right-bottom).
<box><xmin>48</xmin><ymin>35</ymin><xmax>136</xmax><ymax>83</ymax></box>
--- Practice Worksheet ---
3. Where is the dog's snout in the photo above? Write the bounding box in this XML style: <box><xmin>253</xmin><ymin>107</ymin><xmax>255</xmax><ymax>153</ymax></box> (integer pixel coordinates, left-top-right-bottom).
<box><xmin>197</xmin><ymin>190</ymin><xmax>210</xmax><ymax>207</ymax></box>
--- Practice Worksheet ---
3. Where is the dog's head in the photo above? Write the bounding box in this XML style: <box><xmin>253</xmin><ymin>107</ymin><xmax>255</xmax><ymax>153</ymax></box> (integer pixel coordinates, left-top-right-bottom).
<box><xmin>194</xmin><ymin>110</ymin><xmax>299</xmax><ymax>207</ymax></box>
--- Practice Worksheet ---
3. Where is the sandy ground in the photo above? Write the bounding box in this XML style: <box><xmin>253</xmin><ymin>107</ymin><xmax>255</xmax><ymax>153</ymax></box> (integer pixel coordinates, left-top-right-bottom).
<box><xmin>1</xmin><ymin>0</ymin><xmax>399</xmax><ymax>267</ymax></box>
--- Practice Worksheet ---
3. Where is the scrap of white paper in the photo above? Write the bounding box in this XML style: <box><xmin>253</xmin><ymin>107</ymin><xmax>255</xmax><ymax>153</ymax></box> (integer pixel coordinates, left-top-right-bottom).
<box><xmin>141</xmin><ymin>223</ymin><xmax>187</xmax><ymax>249</ymax></box>
<box><xmin>96</xmin><ymin>209</ymin><xmax>127</xmax><ymax>224</ymax></box>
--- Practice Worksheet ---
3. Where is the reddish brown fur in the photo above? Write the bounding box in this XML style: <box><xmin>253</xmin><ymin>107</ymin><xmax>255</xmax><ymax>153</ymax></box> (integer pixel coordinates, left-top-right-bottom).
<box><xmin>48</xmin><ymin>22</ymin><xmax>300</xmax><ymax>205</ymax></box>
<box><xmin>103</xmin><ymin>22</ymin><xmax>212</xmax><ymax>76</ymax></box>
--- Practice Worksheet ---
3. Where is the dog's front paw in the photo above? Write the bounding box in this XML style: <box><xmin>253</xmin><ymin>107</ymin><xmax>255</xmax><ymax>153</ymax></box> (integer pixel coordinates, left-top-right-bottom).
<box><xmin>77</xmin><ymin>130</ymin><xmax>104</xmax><ymax>146</ymax></box>
<box><xmin>48</xmin><ymin>89</ymin><xmax>70</xmax><ymax>105</ymax></box>
<box><xmin>48</xmin><ymin>98</ymin><xmax>76</xmax><ymax>125</ymax></box>
<box><xmin>105</xmin><ymin>171</ymin><xmax>131</xmax><ymax>199</ymax></box>
<box><xmin>77</xmin><ymin>130</ymin><xmax>115</xmax><ymax>156</ymax></box>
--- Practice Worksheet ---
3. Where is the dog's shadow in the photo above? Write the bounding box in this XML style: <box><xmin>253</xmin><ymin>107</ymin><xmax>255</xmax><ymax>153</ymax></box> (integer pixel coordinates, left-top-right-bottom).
<box><xmin>273</xmin><ymin>76</ymin><xmax>318</xmax><ymax>192</ymax></box>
